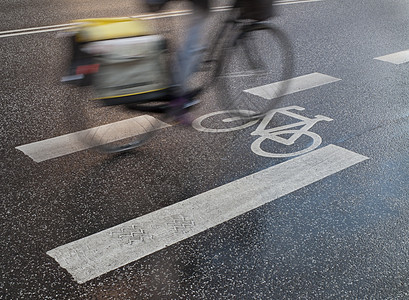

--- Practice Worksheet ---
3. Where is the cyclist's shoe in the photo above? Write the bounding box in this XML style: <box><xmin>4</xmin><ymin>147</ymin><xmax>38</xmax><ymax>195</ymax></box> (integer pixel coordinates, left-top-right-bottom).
<box><xmin>175</xmin><ymin>112</ymin><xmax>194</xmax><ymax>126</ymax></box>
<box><xmin>167</xmin><ymin>97</ymin><xmax>194</xmax><ymax>126</ymax></box>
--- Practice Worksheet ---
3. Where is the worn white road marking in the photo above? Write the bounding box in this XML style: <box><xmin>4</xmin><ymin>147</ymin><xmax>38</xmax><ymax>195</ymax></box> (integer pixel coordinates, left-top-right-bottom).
<box><xmin>0</xmin><ymin>0</ymin><xmax>324</xmax><ymax>38</ymax></box>
<box><xmin>47</xmin><ymin>144</ymin><xmax>368</xmax><ymax>284</ymax></box>
<box><xmin>244</xmin><ymin>72</ymin><xmax>341</xmax><ymax>100</ymax></box>
<box><xmin>374</xmin><ymin>50</ymin><xmax>409</xmax><ymax>65</ymax></box>
<box><xmin>16</xmin><ymin>115</ymin><xmax>169</xmax><ymax>162</ymax></box>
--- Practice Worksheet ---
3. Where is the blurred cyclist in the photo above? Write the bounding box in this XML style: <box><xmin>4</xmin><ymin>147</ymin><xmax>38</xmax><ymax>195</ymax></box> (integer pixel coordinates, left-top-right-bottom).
<box><xmin>146</xmin><ymin>0</ymin><xmax>210</xmax><ymax>124</ymax></box>
<box><xmin>145</xmin><ymin>0</ymin><xmax>274</xmax><ymax>124</ymax></box>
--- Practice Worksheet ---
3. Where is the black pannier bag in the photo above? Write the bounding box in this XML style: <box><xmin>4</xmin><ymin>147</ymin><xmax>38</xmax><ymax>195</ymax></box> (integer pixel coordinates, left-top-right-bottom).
<box><xmin>237</xmin><ymin>0</ymin><xmax>275</xmax><ymax>21</ymax></box>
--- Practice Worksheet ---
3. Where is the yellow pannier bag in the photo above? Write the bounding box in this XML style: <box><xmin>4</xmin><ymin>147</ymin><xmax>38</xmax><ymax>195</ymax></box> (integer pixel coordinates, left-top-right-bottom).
<box><xmin>68</xmin><ymin>18</ymin><xmax>170</xmax><ymax>106</ymax></box>
<box><xmin>73</xmin><ymin>18</ymin><xmax>153</xmax><ymax>42</ymax></box>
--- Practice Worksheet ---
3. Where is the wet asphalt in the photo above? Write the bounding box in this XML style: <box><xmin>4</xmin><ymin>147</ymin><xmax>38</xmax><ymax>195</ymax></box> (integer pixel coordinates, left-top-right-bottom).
<box><xmin>1</xmin><ymin>0</ymin><xmax>409</xmax><ymax>299</ymax></box>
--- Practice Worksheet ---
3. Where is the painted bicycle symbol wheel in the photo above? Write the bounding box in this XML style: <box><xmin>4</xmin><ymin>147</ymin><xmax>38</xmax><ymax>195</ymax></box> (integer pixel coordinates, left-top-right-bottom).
<box><xmin>251</xmin><ymin>130</ymin><xmax>322</xmax><ymax>158</ymax></box>
<box><xmin>192</xmin><ymin>110</ymin><xmax>259</xmax><ymax>133</ymax></box>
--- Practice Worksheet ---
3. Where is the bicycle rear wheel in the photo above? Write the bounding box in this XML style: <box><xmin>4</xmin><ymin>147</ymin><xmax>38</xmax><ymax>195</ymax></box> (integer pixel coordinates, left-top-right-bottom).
<box><xmin>65</xmin><ymin>86</ymin><xmax>169</xmax><ymax>154</ymax></box>
<box><xmin>217</xmin><ymin>23</ymin><xmax>293</xmax><ymax>118</ymax></box>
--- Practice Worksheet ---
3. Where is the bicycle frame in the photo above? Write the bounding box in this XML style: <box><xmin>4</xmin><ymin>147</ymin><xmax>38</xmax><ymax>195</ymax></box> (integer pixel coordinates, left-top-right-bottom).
<box><xmin>200</xmin><ymin>9</ymin><xmax>268</xmax><ymax>84</ymax></box>
<box><xmin>251</xmin><ymin>106</ymin><xmax>333</xmax><ymax>146</ymax></box>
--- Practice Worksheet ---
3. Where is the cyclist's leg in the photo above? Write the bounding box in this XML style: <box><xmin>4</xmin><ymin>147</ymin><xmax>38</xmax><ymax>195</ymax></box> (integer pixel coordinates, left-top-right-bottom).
<box><xmin>168</xmin><ymin>2</ymin><xmax>209</xmax><ymax>123</ymax></box>
<box><xmin>173</xmin><ymin>3</ymin><xmax>209</xmax><ymax>92</ymax></box>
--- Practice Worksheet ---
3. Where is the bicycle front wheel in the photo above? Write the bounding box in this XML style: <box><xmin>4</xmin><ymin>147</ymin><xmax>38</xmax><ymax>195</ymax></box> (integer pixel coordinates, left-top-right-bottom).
<box><xmin>217</xmin><ymin>23</ymin><xmax>293</xmax><ymax>118</ymax></box>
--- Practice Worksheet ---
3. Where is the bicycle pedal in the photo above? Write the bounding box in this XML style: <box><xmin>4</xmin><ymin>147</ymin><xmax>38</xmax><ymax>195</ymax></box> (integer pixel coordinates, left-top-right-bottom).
<box><xmin>183</xmin><ymin>99</ymin><xmax>201</xmax><ymax>109</ymax></box>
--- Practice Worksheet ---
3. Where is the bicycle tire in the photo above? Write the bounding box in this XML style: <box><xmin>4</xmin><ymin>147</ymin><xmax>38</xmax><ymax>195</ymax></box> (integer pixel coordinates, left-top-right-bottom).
<box><xmin>65</xmin><ymin>86</ymin><xmax>168</xmax><ymax>154</ymax></box>
<box><xmin>216</xmin><ymin>23</ymin><xmax>294</xmax><ymax>118</ymax></box>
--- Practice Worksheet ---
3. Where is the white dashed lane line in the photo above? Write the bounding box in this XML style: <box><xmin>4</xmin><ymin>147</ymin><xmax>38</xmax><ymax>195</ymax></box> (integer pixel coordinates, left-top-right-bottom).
<box><xmin>374</xmin><ymin>50</ymin><xmax>409</xmax><ymax>65</ymax></box>
<box><xmin>47</xmin><ymin>144</ymin><xmax>368</xmax><ymax>284</ymax></box>
<box><xmin>245</xmin><ymin>72</ymin><xmax>341</xmax><ymax>100</ymax></box>
<box><xmin>15</xmin><ymin>115</ymin><xmax>170</xmax><ymax>162</ymax></box>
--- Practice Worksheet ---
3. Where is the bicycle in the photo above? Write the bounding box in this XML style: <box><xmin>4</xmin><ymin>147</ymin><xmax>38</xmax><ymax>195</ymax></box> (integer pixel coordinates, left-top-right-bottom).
<box><xmin>192</xmin><ymin>106</ymin><xmax>333</xmax><ymax>158</ymax></box>
<box><xmin>62</xmin><ymin>1</ymin><xmax>294</xmax><ymax>154</ymax></box>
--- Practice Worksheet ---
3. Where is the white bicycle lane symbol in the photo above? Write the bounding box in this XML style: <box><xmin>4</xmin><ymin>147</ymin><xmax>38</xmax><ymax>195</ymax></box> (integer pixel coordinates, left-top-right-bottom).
<box><xmin>192</xmin><ymin>106</ymin><xmax>333</xmax><ymax>158</ymax></box>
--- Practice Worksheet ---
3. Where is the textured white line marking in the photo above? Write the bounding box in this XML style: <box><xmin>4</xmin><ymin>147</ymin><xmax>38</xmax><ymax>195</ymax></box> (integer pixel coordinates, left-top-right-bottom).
<box><xmin>47</xmin><ymin>144</ymin><xmax>368</xmax><ymax>283</ymax></box>
<box><xmin>16</xmin><ymin>115</ymin><xmax>170</xmax><ymax>162</ymax></box>
<box><xmin>374</xmin><ymin>50</ymin><xmax>409</xmax><ymax>65</ymax></box>
<box><xmin>244</xmin><ymin>72</ymin><xmax>341</xmax><ymax>100</ymax></box>
<box><xmin>0</xmin><ymin>0</ymin><xmax>324</xmax><ymax>38</ymax></box>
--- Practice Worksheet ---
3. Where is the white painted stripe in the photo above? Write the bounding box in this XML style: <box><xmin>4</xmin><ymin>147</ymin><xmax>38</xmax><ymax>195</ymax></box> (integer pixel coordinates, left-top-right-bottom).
<box><xmin>0</xmin><ymin>27</ymin><xmax>77</xmax><ymax>38</ymax></box>
<box><xmin>47</xmin><ymin>144</ymin><xmax>368</xmax><ymax>283</ymax></box>
<box><xmin>275</xmin><ymin>0</ymin><xmax>323</xmax><ymax>4</ymax></box>
<box><xmin>0</xmin><ymin>0</ymin><xmax>324</xmax><ymax>38</ymax></box>
<box><xmin>0</xmin><ymin>23</ymin><xmax>77</xmax><ymax>35</ymax></box>
<box><xmin>16</xmin><ymin>115</ymin><xmax>169</xmax><ymax>162</ymax></box>
<box><xmin>374</xmin><ymin>50</ymin><xmax>409</xmax><ymax>65</ymax></box>
<box><xmin>244</xmin><ymin>72</ymin><xmax>341</xmax><ymax>100</ymax></box>
<box><xmin>139</xmin><ymin>11</ymin><xmax>192</xmax><ymax>20</ymax></box>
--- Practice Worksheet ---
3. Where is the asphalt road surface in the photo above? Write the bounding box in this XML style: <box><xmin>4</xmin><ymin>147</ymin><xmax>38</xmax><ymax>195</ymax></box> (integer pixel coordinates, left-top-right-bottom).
<box><xmin>1</xmin><ymin>0</ymin><xmax>409</xmax><ymax>299</ymax></box>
